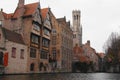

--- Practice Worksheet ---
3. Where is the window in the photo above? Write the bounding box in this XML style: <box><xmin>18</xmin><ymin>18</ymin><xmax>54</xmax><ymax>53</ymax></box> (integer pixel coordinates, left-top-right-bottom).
<box><xmin>31</xmin><ymin>34</ymin><xmax>39</xmax><ymax>44</ymax></box>
<box><xmin>30</xmin><ymin>63</ymin><xmax>34</xmax><ymax>71</ymax></box>
<box><xmin>74</xmin><ymin>15</ymin><xmax>76</xmax><ymax>20</ymax></box>
<box><xmin>39</xmin><ymin>62</ymin><xmax>44</xmax><ymax>71</ymax></box>
<box><xmin>52</xmin><ymin>36</ymin><xmax>56</xmax><ymax>45</ymax></box>
<box><xmin>45</xmin><ymin>20</ymin><xmax>51</xmax><ymax>26</ymax></box>
<box><xmin>52</xmin><ymin>29</ymin><xmax>56</xmax><ymax>34</ymax></box>
<box><xmin>40</xmin><ymin>50</ymin><xmax>48</xmax><ymax>59</ymax></box>
<box><xmin>20</xmin><ymin>49</ymin><xmax>24</xmax><ymax>59</ymax></box>
<box><xmin>11</xmin><ymin>47</ymin><xmax>16</xmax><ymax>58</ymax></box>
<box><xmin>77</xmin><ymin>15</ymin><xmax>79</xmax><ymax>20</ymax></box>
<box><xmin>44</xmin><ymin>28</ymin><xmax>50</xmax><ymax>36</ymax></box>
<box><xmin>42</xmin><ymin>39</ymin><xmax>49</xmax><ymax>47</ymax></box>
<box><xmin>33</xmin><ymin>24</ymin><xmax>40</xmax><ymax>31</ymax></box>
<box><xmin>30</xmin><ymin>48</ymin><xmax>36</xmax><ymax>58</ymax></box>
<box><xmin>52</xmin><ymin>49</ymin><xmax>56</xmax><ymax>60</ymax></box>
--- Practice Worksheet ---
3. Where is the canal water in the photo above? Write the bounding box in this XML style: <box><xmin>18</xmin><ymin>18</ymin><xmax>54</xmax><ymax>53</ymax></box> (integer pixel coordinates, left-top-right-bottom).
<box><xmin>0</xmin><ymin>73</ymin><xmax>120</xmax><ymax>80</ymax></box>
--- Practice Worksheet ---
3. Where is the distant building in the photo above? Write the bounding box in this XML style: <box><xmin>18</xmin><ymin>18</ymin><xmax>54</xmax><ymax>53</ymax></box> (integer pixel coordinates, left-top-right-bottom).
<box><xmin>57</xmin><ymin>17</ymin><xmax>73</xmax><ymax>72</ymax></box>
<box><xmin>72</xmin><ymin>10</ymin><xmax>82</xmax><ymax>47</ymax></box>
<box><xmin>82</xmin><ymin>40</ymin><xmax>99</xmax><ymax>72</ymax></box>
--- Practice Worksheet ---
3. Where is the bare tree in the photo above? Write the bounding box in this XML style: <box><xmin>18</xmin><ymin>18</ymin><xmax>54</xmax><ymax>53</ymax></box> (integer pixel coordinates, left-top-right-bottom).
<box><xmin>104</xmin><ymin>32</ymin><xmax>120</xmax><ymax>64</ymax></box>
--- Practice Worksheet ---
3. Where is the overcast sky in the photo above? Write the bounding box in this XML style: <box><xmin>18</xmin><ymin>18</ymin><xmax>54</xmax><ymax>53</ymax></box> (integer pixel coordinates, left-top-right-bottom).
<box><xmin>0</xmin><ymin>0</ymin><xmax>120</xmax><ymax>52</ymax></box>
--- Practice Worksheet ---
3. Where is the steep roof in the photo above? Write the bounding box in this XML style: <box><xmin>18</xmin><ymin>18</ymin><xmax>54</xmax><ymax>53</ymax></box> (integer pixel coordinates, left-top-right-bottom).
<box><xmin>57</xmin><ymin>17</ymin><xmax>68</xmax><ymax>27</ymax></box>
<box><xmin>13</xmin><ymin>2</ymin><xmax>39</xmax><ymax>18</ymax></box>
<box><xmin>2</xmin><ymin>12</ymin><xmax>13</xmax><ymax>19</ymax></box>
<box><xmin>2</xmin><ymin>28</ymin><xmax>25</xmax><ymax>44</ymax></box>
<box><xmin>57</xmin><ymin>17</ymin><xmax>66</xmax><ymax>23</ymax></box>
<box><xmin>41</xmin><ymin>8</ymin><xmax>49</xmax><ymax>20</ymax></box>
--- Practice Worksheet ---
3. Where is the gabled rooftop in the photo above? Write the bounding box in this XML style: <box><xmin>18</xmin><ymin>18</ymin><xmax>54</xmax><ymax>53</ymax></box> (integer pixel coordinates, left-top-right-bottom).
<box><xmin>12</xmin><ymin>2</ymin><xmax>39</xmax><ymax>18</ymax></box>
<box><xmin>41</xmin><ymin>8</ymin><xmax>49</xmax><ymax>20</ymax></box>
<box><xmin>2</xmin><ymin>27</ymin><xmax>25</xmax><ymax>44</ymax></box>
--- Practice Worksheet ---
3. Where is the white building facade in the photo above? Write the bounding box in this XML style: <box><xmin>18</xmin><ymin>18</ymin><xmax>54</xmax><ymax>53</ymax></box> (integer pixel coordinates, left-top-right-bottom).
<box><xmin>0</xmin><ymin>27</ymin><xmax>28</xmax><ymax>74</ymax></box>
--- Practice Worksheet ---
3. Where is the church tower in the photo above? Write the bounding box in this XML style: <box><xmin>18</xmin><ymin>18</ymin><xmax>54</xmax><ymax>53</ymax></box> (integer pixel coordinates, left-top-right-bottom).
<box><xmin>72</xmin><ymin>10</ymin><xmax>82</xmax><ymax>47</ymax></box>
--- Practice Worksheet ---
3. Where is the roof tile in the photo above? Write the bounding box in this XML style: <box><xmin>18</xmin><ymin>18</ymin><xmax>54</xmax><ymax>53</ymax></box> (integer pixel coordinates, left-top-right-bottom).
<box><xmin>41</xmin><ymin>8</ymin><xmax>49</xmax><ymax>20</ymax></box>
<box><xmin>13</xmin><ymin>2</ymin><xmax>39</xmax><ymax>18</ymax></box>
<box><xmin>2</xmin><ymin>28</ymin><xmax>25</xmax><ymax>44</ymax></box>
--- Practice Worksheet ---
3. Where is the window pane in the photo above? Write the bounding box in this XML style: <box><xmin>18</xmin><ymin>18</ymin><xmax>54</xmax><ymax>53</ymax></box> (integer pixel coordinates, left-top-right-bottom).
<box><xmin>33</xmin><ymin>24</ymin><xmax>40</xmax><ymax>31</ymax></box>
<box><xmin>52</xmin><ymin>50</ymin><xmax>56</xmax><ymax>60</ymax></box>
<box><xmin>12</xmin><ymin>47</ymin><xmax>16</xmax><ymax>58</ymax></box>
<box><xmin>31</xmin><ymin>34</ymin><xmax>39</xmax><ymax>44</ymax></box>
<box><xmin>42</xmin><ymin>39</ymin><xmax>49</xmax><ymax>47</ymax></box>
<box><xmin>40</xmin><ymin>51</ymin><xmax>48</xmax><ymax>59</ymax></box>
<box><xmin>30</xmin><ymin>48</ymin><xmax>36</xmax><ymax>58</ymax></box>
<box><xmin>20</xmin><ymin>49</ymin><xmax>24</xmax><ymax>59</ymax></box>
<box><xmin>44</xmin><ymin>28</ymin><xmax>50</xmax><ymax>36</ymax></box>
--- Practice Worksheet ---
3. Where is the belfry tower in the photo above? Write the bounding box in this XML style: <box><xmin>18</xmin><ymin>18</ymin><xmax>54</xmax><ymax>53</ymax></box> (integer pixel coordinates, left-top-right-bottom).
<box><xmin>72</xmin><ymin>10</ymin><xmax>82</xmax><ymax>47</ymax></box>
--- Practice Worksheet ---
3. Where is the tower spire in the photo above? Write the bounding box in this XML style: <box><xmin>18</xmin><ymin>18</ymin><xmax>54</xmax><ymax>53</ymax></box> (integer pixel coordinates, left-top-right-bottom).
<box><xmin>18</xmin><ymin>0</ymin><xmax>25</xmax><ymax>8</ymax></box>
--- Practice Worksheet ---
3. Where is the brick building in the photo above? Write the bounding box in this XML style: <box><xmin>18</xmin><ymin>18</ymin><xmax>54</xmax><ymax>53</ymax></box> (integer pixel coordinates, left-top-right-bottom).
<box><xmin>0</xmin><ymin>0</ymin><xmax>74</xmax><ymax>73</ymax></box>
<box><xmin>57</xmin><ymin>17</ymin><xmax>73</xmax><ymax>72</ymax></box>
<box><xmin>82</xmin><ymin>40</ymin><xmax>99</xmax><ymax>72</ymax></box>
<box><xmin>0</xmin><ymin>0</ymin><xmax>44</xmax><ymax>73</ymax></box>
<box><xmin>41</xmin><ymin>8</ymin><xmax>52</xmax><ymax>72</ymax></box>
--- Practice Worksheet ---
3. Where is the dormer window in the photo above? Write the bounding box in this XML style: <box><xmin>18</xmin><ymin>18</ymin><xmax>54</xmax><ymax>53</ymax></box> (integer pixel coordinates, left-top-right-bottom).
<box><xmin>31</xmin><ymin>34</ymin><xmax>39</xmax><ymax>44</ymax></box>
<box><xmin>44</xmin><ymin>28</ymin><xmax>50</xmax><ymax>36</ymax></box>
<box><xmin>33</xmin><ymin>24</ymin><xmax>40</xmax><ymax>31</ymax></box>
<box><xmin>45</xmin><ymin>20</ymin><xmax>51</xmax><ymax>26</ymax></box>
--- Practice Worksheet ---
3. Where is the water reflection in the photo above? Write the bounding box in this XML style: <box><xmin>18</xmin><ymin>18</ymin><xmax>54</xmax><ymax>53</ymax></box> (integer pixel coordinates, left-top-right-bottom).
<box><xmin>0</xmin><ymin>73</ymin><xmax>120</xmax><ymax>80</ymax></box>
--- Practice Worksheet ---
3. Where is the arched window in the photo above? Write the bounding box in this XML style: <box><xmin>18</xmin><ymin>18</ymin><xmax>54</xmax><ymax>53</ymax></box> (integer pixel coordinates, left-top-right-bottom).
<box><xmin>74</xmin><ymin>15</ymin><xmax>76</xmax><ymax>20</ymax></box>
<box><xmin>30</xmin><ymin>63</ymin><xmax>34</xmax><ymax>71</ymax></box>
<box><xmin>77</xmin><ymin>15</ymin><xmax>79</xmax><ymax>20</ymax></box>
<box><xmin>39</xmin><ymin>62</ymin><xmax>44</xmax><ymax>71</ymax></box>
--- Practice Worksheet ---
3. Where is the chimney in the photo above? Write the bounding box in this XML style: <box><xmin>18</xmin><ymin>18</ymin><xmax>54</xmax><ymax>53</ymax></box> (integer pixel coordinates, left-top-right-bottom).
<box><xmin>18</xmin><ymin>0</ymin><xmax>24</xmax><ymax>8</ymax></box>
<box><xmin>87</xmin><ymin>40</ymin><xmax>90</xmax><ymax>46</ymax></box>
